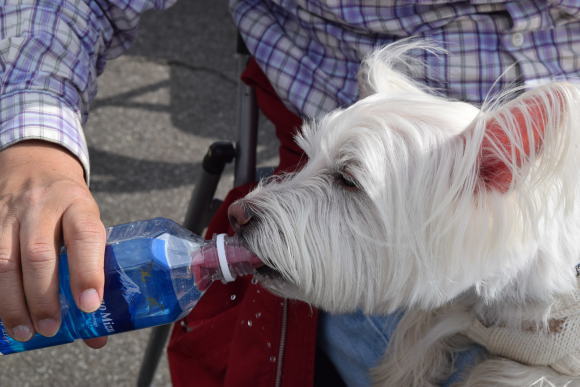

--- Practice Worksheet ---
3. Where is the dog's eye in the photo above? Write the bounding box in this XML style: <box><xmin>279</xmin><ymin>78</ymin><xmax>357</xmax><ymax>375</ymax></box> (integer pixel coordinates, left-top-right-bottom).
<box><xmin>335</xmin><ymin>171</ymin><xmax>359</xmax><ymax>190</ymax></box>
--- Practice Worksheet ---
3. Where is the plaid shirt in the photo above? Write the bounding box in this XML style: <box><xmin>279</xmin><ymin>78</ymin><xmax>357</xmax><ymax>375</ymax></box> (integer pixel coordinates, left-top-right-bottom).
<box><xmin>1</xmin><ymin>0</ymin><xmax>580</xmax><ymax>178</ymax></box>
<box><xmin>232</xmin><ymin>0</ymin><xmax>580</xmax><ymax>117</ymax></box>
<box><xmin>0</xmin><ymin>0</ymin><xmax>176</xmax><ymax>177</ymax></box>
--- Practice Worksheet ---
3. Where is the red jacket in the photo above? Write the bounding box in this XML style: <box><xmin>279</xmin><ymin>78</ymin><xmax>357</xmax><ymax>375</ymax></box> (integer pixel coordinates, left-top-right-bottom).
<box><xmin>167</xmin><ymin>60</ymin><xmax>319</xmax><ymax>387</ymax></box>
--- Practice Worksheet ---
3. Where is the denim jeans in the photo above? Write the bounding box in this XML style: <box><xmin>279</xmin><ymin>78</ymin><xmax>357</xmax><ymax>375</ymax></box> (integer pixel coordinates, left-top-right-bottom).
<box><xmin>318</xmin><ymin>310</ymin><xmax>486</xmax><ymax>386</ymax></box>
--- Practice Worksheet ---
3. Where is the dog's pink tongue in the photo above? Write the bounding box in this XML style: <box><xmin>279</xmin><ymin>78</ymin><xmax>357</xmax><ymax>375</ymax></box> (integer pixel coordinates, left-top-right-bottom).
<box><xmin>191</xmin><ymin>235</ymin><xmax>263</xmax><ymax>290</ymax></box>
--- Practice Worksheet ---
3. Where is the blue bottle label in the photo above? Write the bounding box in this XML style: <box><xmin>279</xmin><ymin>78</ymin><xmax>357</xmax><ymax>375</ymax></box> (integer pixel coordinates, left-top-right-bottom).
<box><xmin>72</xmin><ymin>244</ymin><xmax>136</xmax><ymax>338</ymax></box>
<box><xmin>70</xmin><ymin>238</ymin><xmax>181</xmax><ymax>338</ymax></box>
<box><xmin>0</xmin><ymin>235</ymin><xmax>183</xmax><ymax>354</ymax></box>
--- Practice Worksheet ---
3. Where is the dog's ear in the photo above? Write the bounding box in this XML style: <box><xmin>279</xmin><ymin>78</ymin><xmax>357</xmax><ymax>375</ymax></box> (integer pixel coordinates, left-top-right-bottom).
<box><xmin>471</xmin><ymin>84</ymin><xmax>573</xmax><ymax>192</ymax></box>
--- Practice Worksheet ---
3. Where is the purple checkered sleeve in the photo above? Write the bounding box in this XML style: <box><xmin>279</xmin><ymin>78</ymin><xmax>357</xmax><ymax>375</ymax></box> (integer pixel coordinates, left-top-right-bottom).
<box><xmin>0</xmin><ymin>0</ymin><xmax>175</xmax><ymax>179</ymax></box>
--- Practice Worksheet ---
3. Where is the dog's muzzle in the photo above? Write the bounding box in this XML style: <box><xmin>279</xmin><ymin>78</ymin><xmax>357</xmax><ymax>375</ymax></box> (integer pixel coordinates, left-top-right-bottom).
<box><xmin>227</xmin><ymin>200</ymin><xmax>285</xmax><ymax>281</ymax></box>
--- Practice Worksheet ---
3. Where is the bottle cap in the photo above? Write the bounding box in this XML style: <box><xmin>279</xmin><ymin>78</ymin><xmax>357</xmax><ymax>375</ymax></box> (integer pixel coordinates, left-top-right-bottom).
<box><xmin>191</xmin><ymin>235</ymin><xmax>262</xmax><ymax>290</ymax></box>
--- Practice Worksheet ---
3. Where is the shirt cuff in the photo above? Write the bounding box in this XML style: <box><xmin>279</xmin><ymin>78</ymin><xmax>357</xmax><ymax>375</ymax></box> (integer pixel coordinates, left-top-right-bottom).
<box><xmin>0</xmin><ymin>91</ymin><xmax>90</xmax><ymax>183</ymax></box>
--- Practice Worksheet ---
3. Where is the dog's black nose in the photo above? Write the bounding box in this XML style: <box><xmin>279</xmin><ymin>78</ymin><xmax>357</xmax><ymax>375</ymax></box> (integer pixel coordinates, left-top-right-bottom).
<box><xmin>228</xmin><ymin>200</ymin><xmax>253</xmax><ymax>232</ymax></box>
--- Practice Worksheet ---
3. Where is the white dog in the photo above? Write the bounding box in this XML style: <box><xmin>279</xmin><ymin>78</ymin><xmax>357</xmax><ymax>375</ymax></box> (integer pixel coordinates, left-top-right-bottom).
<box><xmin>228</xmin><ymin>41</ymin><xmax>580</xmax><ymax>386</ymax></box>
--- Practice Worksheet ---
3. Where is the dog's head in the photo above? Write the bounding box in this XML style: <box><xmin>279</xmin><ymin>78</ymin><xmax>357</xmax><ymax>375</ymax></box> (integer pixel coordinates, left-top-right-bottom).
<box><xmin>230</xmin><ymin>42</ymin><xmax>580</xmax><ymax>314</ymax></box>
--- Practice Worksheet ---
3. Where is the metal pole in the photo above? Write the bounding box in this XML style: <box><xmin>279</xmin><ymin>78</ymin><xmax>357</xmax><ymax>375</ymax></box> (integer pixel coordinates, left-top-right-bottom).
<box><xmin>136</xmin><ymin>324</ymin><xmax>173</xmax><ymax>387</ymax></box>
<box><xmin>234</xmin><ymin>57</ymin><xmax>259</xmax><ymax>187</ymax></box>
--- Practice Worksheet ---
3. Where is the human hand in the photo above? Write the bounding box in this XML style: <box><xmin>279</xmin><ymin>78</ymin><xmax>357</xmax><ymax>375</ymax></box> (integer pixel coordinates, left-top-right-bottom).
<box><xmin>0</xmin><ymin>141</ymin><xmax>107</xmax><ymax>348</ymax></box>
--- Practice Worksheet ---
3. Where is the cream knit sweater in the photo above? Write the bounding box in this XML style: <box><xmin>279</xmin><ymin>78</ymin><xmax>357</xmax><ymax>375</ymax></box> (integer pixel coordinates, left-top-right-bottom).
<box><xmin>466</xmin><ymin>278</ymin><xmax>580</xmax><ymax>376</ymax></box>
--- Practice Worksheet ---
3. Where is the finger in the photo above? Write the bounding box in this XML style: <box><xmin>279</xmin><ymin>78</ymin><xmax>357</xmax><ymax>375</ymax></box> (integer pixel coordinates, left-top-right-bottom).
<box><xmin>62</xmin><ymin>200</ymin><xmax>106</xmax><ymax>314</ymax></box>
<box><xmin>20</xmin><ymin>207</ymin><xmax>62</xmax><ymax>338</ymax></box>
<box><xmin>0</xmin><ymin>215</ymin><xmax>34</xmax><ymax>341</ymax></box>
<box><xmin>83</xmin><ymin>336</ymin><xmax>108</xmax><ymax>349</ymax></box>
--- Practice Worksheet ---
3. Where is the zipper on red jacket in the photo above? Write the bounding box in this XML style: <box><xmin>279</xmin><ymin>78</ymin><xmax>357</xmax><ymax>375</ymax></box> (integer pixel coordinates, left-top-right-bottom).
<box><xmin>274</xmin><ymin>298</ymin><xmax>288</xmax><ymax>387</ymax></box>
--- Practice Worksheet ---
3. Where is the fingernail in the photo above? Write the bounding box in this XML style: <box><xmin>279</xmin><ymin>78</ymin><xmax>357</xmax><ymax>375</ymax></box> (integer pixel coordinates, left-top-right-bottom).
<box><xmin>79</xmin><ymin>288</ymin><xmax>101</xmax><ymax>313</ymax></box>
<box><xmin>11</xmin><ymin>325</ymin><xmax>33</xmax><ymax>342</ymax></box>
<box><xmin>37</xmin><ymin>318</ymin><xmax>60</xmax><ymax>337</ymax></box>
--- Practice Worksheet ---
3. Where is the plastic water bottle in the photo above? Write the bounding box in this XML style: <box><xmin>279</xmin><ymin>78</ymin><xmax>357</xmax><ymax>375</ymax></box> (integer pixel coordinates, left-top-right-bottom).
<box><xmin>0</xmin><ymin>218</ymin><xmax>261</xmax><ymax>355</ymax></box>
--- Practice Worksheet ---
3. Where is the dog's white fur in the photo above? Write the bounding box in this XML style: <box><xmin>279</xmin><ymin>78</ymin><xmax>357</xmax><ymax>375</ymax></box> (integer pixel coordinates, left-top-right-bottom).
<box><xmin>235</xmin><ymin>41</ymin><xmax>580</xmax><ymax>386</ymax></box>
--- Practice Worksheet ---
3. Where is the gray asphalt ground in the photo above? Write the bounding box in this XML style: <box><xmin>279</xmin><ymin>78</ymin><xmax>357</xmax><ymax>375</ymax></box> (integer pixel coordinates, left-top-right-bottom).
<box><xmin>0</xmin><ymin>1</ymin><xmax>277</xmax><ymax>386</ymax></box>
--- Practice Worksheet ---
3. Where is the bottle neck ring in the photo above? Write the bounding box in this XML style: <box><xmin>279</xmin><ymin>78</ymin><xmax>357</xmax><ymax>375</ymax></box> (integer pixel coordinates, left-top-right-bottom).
<box><xmin>216</xmin><ymin>234</ymin><xmax>235</xmax><ymax>282</ymax></box>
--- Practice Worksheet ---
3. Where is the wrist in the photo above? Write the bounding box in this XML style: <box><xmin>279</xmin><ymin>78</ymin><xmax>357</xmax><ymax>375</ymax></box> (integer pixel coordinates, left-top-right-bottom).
<box><xmin>0</xmin><ymin>140</ymin><xmax>86</xmax><ymax>183</ymax></box>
